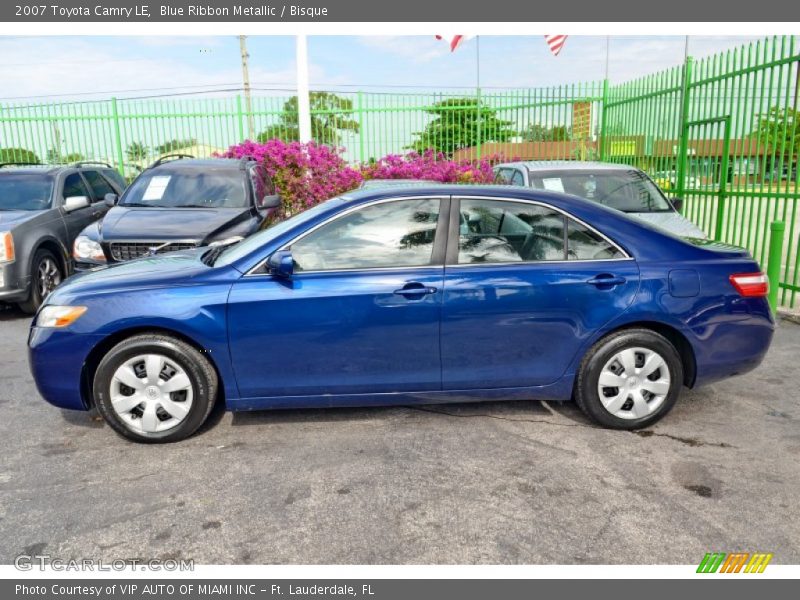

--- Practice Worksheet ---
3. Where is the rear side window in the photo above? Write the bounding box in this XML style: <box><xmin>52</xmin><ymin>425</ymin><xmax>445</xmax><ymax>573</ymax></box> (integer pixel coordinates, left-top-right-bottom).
<box><xmin>458</xmin><ymin>199</ymin><xmax>565</xmax><ymax>263</ymax></box>
<box><xmin>457</xmin><ymin>198</ymin><xmax>625</xmax><ymax>264</ymax></box>
<box><xmin>100</xmin><ymin>168</ymin><xmax>126</xmax><ymax>192</ymax></box>
<box><xmin>62</xmin><ymin>173</ymin><xmax>91</xmax><ymax>200</ymax></box>
<box><xmin>82</xmin><ymin>170</ymin><xmax>115</xmax><ymax>200</ymax></box>
<box><xmin>567</xmin><ymin>220</ymin><xmax>624</xmax><ymax>260</ymax></box>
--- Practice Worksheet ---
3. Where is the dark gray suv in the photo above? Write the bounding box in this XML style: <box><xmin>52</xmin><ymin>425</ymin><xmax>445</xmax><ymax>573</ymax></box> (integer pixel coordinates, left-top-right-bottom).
<box><xmin>0</xmin><ymin>162</ymin><xmax>126</xmax><ymax>313</ymax></box>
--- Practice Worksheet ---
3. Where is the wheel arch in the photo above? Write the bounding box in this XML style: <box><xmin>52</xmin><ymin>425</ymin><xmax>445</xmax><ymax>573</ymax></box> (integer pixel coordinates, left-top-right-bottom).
<box><xmin>80</xmin><ymin>326</ymin><xmax>226</xmax><ymax>410</ymax></box>
<box><xmin>589</xmin><ymin>320</ymin><xmax>697</xmax><ymax>388</ymax></box>
<box><xmin>33</xmin><ymin>237</ymin><xmax>70</xmax><ymax>276</ymax></box>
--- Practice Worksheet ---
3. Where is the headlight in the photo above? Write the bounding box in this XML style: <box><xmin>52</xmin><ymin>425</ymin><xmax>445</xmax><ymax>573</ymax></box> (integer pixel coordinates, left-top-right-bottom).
<box><xmin>73</xmin><ymin>236</ymin><xmax>106</xmax><ymax>261</ymax></box>
<box><xmin>208</xmin><ymin>235</ymin><xmax>244</xmax><ymax>248</ymax></box>
<box><xmin>36</xmin><ymin>305</ymin><xmax>88</xmax><ymax>328</ymax></box>
<box><xmin>0</xmin><ymin>231</ymin><xmax>14</xmax><ymax>263</ymax></box>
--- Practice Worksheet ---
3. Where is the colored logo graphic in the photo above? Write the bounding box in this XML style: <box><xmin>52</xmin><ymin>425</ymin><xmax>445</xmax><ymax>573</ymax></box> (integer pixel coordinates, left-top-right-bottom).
<box><xmin>697</xmin><ymin>552</ymin><xmax>773</xmax><ymax>573</ymax></box>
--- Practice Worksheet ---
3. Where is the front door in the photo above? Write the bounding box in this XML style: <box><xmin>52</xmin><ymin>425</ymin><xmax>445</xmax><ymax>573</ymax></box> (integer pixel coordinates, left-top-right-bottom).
<box><xmin>59</xmin><ymin>172</ymin><xmax>100</xmax><ymax>240</ymax></box>
<box><xmin>441</xmin><ymin>197</ymin><xmax>640</xmax><ymax>389</ymax></box>
<box><xmin>227</xmin><ymin>197</ymin><xmax>448</xmax><ymax>400</ymax></box>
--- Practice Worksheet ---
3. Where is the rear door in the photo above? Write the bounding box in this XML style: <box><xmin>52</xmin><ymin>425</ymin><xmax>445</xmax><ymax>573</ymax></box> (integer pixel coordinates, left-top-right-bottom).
<box><xmin>441</xmin><ymin>196</ymin><xmax>640</xmax><ymax>389</ymax></box>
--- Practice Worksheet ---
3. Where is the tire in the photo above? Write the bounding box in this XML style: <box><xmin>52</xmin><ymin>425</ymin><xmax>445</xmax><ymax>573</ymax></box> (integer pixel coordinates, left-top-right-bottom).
<box><xmin>19</xmin><ymin>249</ymin><xmax>63</xmax><ymax>314</ymax></box>
<box><xmin>575</xmin><ymin>328</ymin><xmax>683</xmax><ymax>430</ymax></box>
<box><xmin>93</xmin><ymin>334</ymin><xmax>218</xmax><ymax>443</ymax></box>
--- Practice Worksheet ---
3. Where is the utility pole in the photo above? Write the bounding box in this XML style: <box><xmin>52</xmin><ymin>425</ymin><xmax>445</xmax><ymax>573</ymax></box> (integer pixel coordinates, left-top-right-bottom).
<box><xmin>238</xmin><ymin>35</ymin><xmax>255</xmax><ymax>139</ymax></box>
<box><xmin>296</xmin><ymin>34</ymin><xmax>312</xmax><ymax>144</ymax></box>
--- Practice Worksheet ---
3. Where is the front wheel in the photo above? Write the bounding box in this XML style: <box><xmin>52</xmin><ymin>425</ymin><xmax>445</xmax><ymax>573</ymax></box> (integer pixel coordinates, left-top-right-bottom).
<box><xmin>93</xmin><ymin>334</ymin><xmax>218</xmax><ymax>443</ymax></box>
<box><xmin>575</xmin><ymin>329</ymin><xmax>684</xmax><ymax>429</ymax></box>
<box><xmin>19</xmin><ymin>249</ymin><xmax>63</xmax><ymax>314</ymax></box>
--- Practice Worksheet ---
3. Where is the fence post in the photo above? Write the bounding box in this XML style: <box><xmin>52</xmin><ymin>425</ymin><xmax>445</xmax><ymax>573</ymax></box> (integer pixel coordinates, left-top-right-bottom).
<box><xmin>236</xmin><ymin>95</ymin><xmax>245</xmax><ymax>142</ymax></box>
<box><xmin>675</xmin><ymin>56</ymin><xmax>693</xmax><ymax>214</ymax></box>
<box><xmin>767</xmin><ymin>221</ymin><xmax>786</xmax><ymax>313</ymax></box>
<box><xmin>110</xmin><ymin>97</ymin><xmax>125</xmax><ymax>176</ymax></box>
<box><xmin>599</xmin><ymin>78</ymin><xmax>609</xmax><ymax>161</ymax></box>
<box><xmin>357</xmin><ymin>91</ymin><xmax>365</xmax><ymax>163</ymax></box>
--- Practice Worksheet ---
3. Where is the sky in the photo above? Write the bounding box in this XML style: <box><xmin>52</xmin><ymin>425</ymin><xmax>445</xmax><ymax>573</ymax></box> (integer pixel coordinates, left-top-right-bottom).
<box><xmin>0</xmin><ymin>35</ymin><xmax>784</xmax><ymax>103</ymax></box>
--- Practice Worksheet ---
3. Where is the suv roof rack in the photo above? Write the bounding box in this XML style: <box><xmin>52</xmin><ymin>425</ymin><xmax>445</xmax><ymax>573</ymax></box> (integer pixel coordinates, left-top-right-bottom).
<box><xmin>0</xmin><ymin>162</ymin><xmax>43</xmax><ymax>168</ymax></box>
<box><xmin>148</xmin><ymin>153</ymin><xmax>196</xmax><ymax>169</ymax></box>
<box><xmin>71</xmin><ymin>160</ymin><xmax>116</xmax><ymax>169</ymax></box>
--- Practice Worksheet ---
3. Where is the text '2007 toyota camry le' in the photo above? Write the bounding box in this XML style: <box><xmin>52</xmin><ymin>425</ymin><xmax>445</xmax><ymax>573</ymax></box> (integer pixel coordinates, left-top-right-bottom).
<box><xmin>28</xmin><ymin>185</ymin><xmax>774</xmax><ymax>443</ymax></box>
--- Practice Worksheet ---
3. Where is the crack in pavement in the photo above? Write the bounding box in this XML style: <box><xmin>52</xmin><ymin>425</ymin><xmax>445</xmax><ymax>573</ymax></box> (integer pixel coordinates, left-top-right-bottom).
<box><xmin>407</xmin><ymin>406</ymin><xmax>736</xmax><ymax>448</ymax></box>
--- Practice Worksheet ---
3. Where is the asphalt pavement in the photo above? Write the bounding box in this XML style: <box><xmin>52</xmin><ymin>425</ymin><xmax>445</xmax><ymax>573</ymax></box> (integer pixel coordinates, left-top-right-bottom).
<box><xmin>1</xmin><ymin>305</ymin><xmax>798</xmax><ymax>564</ymax></box>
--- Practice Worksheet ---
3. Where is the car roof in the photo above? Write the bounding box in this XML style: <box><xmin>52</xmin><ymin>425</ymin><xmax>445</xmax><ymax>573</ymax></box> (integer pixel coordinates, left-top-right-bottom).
<box><xmin>495</xmin><ymin>160</ymin><xmax>640</xmax><ymax>173</ymax></box>
<box><xmin>0</xmin><ymin>164</ymin><xmax>64</xmax><ymax>175</ymax></box>
<box><xmin>147</xmin><ymin>158</ymin><xmax>249</xmax><ymax>172</ymax></box>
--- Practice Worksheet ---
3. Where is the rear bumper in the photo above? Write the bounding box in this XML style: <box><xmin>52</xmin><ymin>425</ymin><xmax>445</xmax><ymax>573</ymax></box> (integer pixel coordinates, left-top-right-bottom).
<box><xmin>690</xmin><ymin>315</ymin><xmax>775</xmax><ymax>387</ymax></box>
<box><xmin>28</xmin><ymin>326</ymin><xmax>102</xmax><ymax>411</ymax></box>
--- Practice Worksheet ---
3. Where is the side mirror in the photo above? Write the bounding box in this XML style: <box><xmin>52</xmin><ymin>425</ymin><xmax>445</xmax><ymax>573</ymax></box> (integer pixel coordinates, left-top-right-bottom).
<box><xmin>63</xmin><ymin>196</ymin><xmax>90</xmax><ymax>212</ymax></box>
<box><xmin>259</xmin><ymin>194</ymin><xmax>282</xmax><ymax>210</ymax></box>
<box><xmin>267</xmin><ymin>249</ymin><xmax>294</xmax><ymax>278</ymax></box>
<box><xmin>104</xmin><ymin>193</ymin><xmax>118</xmax><ymax>207</ymax></box>
<box><xmin>669</xmin><ymin>197</ymin><xmax>684</xmax><ymax>212</ymax></box>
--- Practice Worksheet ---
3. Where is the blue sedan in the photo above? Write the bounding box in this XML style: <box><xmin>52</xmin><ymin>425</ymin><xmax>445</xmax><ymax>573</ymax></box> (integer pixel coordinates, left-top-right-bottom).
<box><xmin>28</xmin><ymin>185</ymin><xmax>775</xmax><ymax>443</ymax></box>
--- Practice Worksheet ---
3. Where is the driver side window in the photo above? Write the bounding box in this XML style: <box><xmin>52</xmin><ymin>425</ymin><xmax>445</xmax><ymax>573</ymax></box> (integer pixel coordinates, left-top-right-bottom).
<box><xmin>291</xmin><ymin>198</ymin><xmax>441</xmax><ymax>272</ymax></box>
<box><xmin>62</xmin><ymin>173</ymin><xmax>91</xmax><ymax>202</ymax></box>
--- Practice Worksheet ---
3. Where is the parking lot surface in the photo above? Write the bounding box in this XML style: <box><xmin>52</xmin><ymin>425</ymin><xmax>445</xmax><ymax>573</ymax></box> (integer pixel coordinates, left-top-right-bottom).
<box><xmin>1</xmin><ymin>306</ymin><xmax>798</xmax><ymax>564</ymax></box>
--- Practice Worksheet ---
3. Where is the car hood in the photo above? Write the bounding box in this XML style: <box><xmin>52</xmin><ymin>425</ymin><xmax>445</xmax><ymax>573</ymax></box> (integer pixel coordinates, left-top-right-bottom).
<box><xmin>0</xmin><ymin>209</ymin><xmax>47</xmax><ymax>228</ymax></box>
<box><xmin>51</xmin><ymin>248</ymin><xmax>217</xmax><ymax>300</ymax></box>
<box><xmin>100</xmin><ymin>206</ymin><xmax>252</xmax><ymax>242</ymax></box>
<box><xmin>628</xmin><ymin>211</ymin><xmax>707</xmax><ymax>238</ymax></box>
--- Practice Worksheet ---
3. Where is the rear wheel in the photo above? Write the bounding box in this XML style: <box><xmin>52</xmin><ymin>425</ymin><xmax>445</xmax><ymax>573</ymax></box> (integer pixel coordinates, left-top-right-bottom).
<box><xmin>93</xmin><ymin>334</ymin><xmax>218</xmax><ymax>443</ymax></box>
<box><xmin>575</xmin><ymin>329</ymin><xmax>683</xmax><ymax>429</ymax></box>
<box><xmin>19</xmin><ymin>249</ymin><xmax>63</xmax><ymax>314</ymax></box>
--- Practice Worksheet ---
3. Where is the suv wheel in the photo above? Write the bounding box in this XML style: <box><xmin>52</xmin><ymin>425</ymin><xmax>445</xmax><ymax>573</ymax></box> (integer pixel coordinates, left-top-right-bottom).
<box><xmin>19</xmin><ymin>249</ymin><xmax>63</xmax><ymax>314</ymax></box>
<box><xmin>575</xmin><ymin>328</ymin><xmax>684</xmax><ymax>429</ymax></box>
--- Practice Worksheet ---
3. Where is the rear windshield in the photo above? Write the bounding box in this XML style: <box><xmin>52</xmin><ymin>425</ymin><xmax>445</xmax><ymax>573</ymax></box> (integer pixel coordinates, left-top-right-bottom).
<box><xmin>0</xmin><ymin>173</ymin><xmax>54</xmax><ymax>211</ymax></box>
<box><xmin>528</xmin><ymin>169</ymin><xmax>671</xmax><ymax>213</ymax></box>
<box><xmin>120</xmin><ymin>169</ymin><xmax>247</xmax><ymax>209</ymax></box>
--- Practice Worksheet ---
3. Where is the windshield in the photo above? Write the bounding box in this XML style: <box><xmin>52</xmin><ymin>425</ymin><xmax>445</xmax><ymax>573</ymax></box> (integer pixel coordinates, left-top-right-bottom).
<box><xmin>120</xmin><ymin>169</ymin><xmax>247</xmax><ymax>209</ymax></box>
<box><xmin>214</xmin><ymin>197</ymin><xmax>347</xmax><ymax>267</ymax></box>
<box><xmin>529</xmin><ymin>169</ymin><xmax>672</xmax><ymax>212</ymax></box>
<box><xmin>0</xmin><ymin>174</ymin><xmax>54</xmax><ymax>211</ymax></box>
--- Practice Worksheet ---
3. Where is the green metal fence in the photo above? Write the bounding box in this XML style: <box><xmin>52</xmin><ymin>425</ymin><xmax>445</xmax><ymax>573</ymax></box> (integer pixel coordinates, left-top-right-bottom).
<box><xmin>0</xmin><ymin>35</ymin><xmax>798</xmax><ymax>307</ymax></box>
<box><xmin>602</xmin><ymin>36</ymin><xmax>800</xmax><ymax>309</ymax></box>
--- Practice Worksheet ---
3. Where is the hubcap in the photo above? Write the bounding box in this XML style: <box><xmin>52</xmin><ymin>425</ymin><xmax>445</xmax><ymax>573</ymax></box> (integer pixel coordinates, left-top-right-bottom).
<box><xmin>38</xmin><ymin>257</ymin><xmax>61</xmax><ymax>298</ymax></box>
<box><xmin>109</xmin><ymin>354</ymin><xmax>194</xmax><ymax>433</ymax></box>
<box><xmin>597</xmin><ymin>347</ymin><xmax>671</xmax><ymax>420</ymax></box>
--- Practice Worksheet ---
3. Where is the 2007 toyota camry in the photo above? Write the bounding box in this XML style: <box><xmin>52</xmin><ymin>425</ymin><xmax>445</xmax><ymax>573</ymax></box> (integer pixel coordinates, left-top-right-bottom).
<box><xmin>28</xmin><ymin>185</ymin><xmax>774</xmax><ymax>443</ymax></box>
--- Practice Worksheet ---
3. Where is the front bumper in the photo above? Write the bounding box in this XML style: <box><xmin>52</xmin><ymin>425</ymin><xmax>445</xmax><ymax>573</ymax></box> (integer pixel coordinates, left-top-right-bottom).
<box><xmin>28</xmin><ymin>326</ymin><xmax>103</xmax><ymax>411</ymax></box>
<box><xmin>0</xmin><ymin>261</ymin><xmax>30</xmax><ymax>303</ymax></box>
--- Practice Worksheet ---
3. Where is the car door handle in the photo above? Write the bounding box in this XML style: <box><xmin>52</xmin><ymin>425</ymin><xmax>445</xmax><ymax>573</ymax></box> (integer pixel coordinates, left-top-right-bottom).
<box><xmin>393</xmin><ymin>283</ymin><xmax>438</xmax><ymax>298</ymax></box>
<box><xmin>586</xmin><ymin>274</ymin><xmax>627</xmax><ymax>287</ymax></box>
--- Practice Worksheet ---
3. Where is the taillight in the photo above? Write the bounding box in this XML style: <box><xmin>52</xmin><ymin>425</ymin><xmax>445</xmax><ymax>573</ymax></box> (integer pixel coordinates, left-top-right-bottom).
<box><xmin>729</xmin><ymin>272</ymin><xmax>768</xmax><ymax>297</ymax></box>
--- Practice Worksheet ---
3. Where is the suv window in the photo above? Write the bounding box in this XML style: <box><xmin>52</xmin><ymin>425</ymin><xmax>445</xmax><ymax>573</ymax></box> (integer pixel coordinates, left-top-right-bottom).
<box><xmin>510</xmin><ymin>170</ymin><xmax>525</xmax><ymax>186</ymax></box>
<box><xmin>249</xmin><ymin>164</ymin><xmax>275</xmax><ymax>203</ymax></box>
<box><xmin>494</xmin><ymin>169</ymin><xmax>512</xmax><ymax>184</ymax></box>
<box><xmin>100</xmin><ymin>168</ymin><xmax>126</xmax><ymax>193</ymax></box>
<box><xmin>120</xmin><ymin>169</ymin><xmax>247</xmax><ymax>208</ymax></box>
<box><xmin>291</xmin><ymin>198</ymin><xmax>441</xmax><ymax>272</ymax></box>
<box><xmin>0</xmin><ymin>173</ymin><xmax>54</xmax><ymax>211</ymax></box>
<box><xmin>528</xmin><ymin>169</ymin><xmax>671</xmax><ymax>212</ymax></box>
<box><xmin>62</xmin><ymin>173</ymin><xmax>91</xmax><ymax>201</ymax></box>
<box><xmin>82</xmin><ymin>170</ymin><xmax>115</xmax><ymax>201</ymax></box>
<box><xmin>457</xmin><ymin>199</ymin><xmax>624</xmax><ymax>264</ymax></box>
